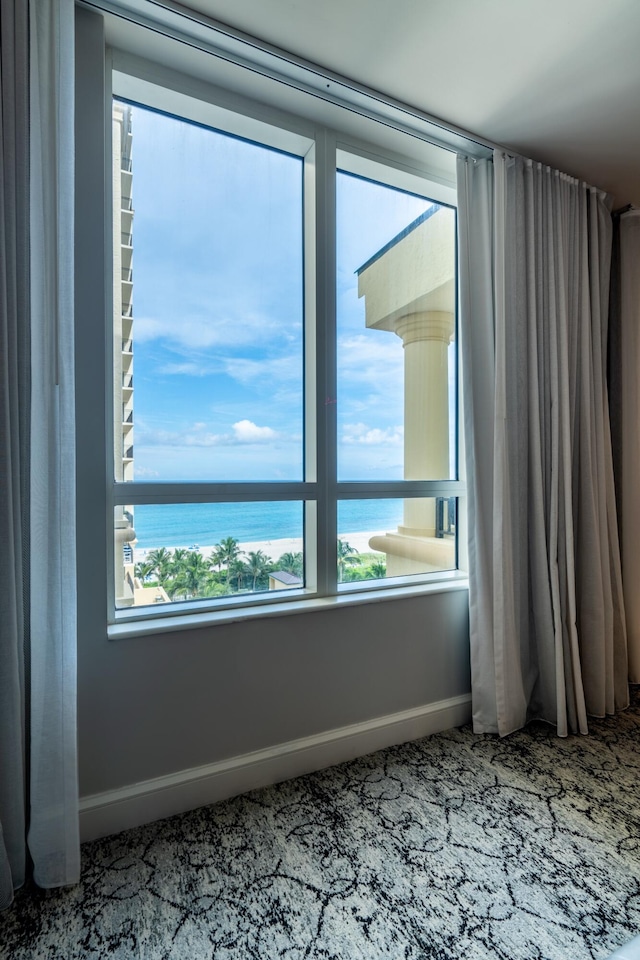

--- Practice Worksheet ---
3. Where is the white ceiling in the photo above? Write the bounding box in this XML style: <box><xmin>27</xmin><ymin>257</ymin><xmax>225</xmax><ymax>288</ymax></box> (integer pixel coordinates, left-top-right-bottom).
<box><xmin>176</xmin><ymin>0</ymin><xmax>640</xmax><ymax>207</ymax></box>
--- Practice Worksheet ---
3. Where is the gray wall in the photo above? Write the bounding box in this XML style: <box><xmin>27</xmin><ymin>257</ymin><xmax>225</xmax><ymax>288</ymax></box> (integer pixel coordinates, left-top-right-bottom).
<box><xmin>75</xmin><ymin>7</ymin><xmax>471</xmax><ymax>800</ymax></box>
<box><xmin>78</xmin><ymin>592</ymin><xmax>469</xmax><ymax>796</ymax></box>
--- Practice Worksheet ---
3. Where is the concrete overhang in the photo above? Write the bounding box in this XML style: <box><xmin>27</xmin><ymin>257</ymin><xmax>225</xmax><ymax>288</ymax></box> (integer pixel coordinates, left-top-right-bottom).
<box><xmin>357</xmin><ymin>206</ymin><xmax>455</xmax><ymax>333</ymax></box>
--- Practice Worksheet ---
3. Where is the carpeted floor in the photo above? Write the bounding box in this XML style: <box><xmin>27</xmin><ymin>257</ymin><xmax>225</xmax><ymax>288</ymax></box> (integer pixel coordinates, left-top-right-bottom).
<box><xmin>2</xmin><ymin>692</ymin><xmax>639</xmax><ymax>960</ymax></box>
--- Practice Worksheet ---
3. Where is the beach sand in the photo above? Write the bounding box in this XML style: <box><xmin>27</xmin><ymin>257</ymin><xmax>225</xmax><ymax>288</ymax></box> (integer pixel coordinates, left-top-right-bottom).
<box><xmin>133</xmin><ymin>529</ymin><xmax>386</xmax><ymax>564</ymax></box>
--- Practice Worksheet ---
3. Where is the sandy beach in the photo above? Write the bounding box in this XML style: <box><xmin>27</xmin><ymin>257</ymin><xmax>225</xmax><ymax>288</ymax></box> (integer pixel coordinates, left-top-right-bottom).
<box><xmin>133</xmin><ymin>529</ymin><xmax>385</xmax><ymax>564</ymax></box>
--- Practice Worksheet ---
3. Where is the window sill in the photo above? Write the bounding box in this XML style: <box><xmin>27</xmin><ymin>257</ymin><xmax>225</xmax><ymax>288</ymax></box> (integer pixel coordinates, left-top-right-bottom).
<box><xmin>107</xmin><ymin>573</ymin><xmax>470</xmax><ymax>639</ymax></box>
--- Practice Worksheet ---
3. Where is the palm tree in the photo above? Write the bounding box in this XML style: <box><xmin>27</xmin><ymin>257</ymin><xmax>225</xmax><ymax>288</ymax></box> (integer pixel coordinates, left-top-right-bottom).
<box><xmin>172</xmin><ymin>551</ymin><xmax>211</xmax><ymax>599</ymax></box>
<box><xmin>146</xmin><ymin>547</ymin><xmax>173</xmax><ymax>589</ymax></box>
<box><xmin>278</xmin><ymin>551</ymin><xmax>303</xmax><ymax>577</ymax></box>
<box><xmin>134</xmin><ymin>559</ymin><xmax>155</xmax><ymax>582</ymax></box>
<box><xmin>246</xmin><ymin>550</ymin><xmax>271</xmax><ymax>590</ymax></box>
<box><xmin>337</xmin><ymin>538</ymin><xmax>359</xmax><ymax>582</ymax></box>
<box><xmin>213</xmin><ymin>537</ymin><xmax>242</xmax><ymax>588</ymax></box>
<box><xmin>171</xmin><ymin>547</ymin><xmax>189</xmax><ymax>571</ymax></box>
<box><xmin>228</xmin><ymin>559</ymin><xmax>249</xmax><ymax>593</ymax></box>
<box><xmin>368</xmin><ymin>559</ymin><xmax>386</xmax><ymax>580</ymax></box>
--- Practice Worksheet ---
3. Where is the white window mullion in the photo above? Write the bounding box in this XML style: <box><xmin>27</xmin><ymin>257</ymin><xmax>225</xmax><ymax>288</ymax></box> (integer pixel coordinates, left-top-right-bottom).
<box><xmin>111</xmin><ymin>481</ymin><xmax>317</xmax><ymax>505</ymax></box>
<box><xmin>312</xmin><ymin>128</ymin><xmax>337</xmax><ymax>597</ymax></box>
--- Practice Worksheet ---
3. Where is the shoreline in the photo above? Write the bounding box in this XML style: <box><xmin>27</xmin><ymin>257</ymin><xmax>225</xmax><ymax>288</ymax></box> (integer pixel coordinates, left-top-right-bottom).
<box><xmin>133</xmin><ymin>530</ymin><xmax>386</xmax><ymax>564</ymax></box>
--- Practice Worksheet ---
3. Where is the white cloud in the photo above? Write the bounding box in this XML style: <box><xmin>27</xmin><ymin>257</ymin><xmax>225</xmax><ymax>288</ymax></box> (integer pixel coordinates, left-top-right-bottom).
<box><xmin>221</xmin><ymin>354</ymin><xmax>302</xmax><ymax>385</ymax></box>
<box><xmin>231</xmin><ymin>419</ymin><xmax>277</xmax><ymax>443</ymax></box>
<box><xmin>135</xmin><ymin>311</ymin><xmax>283</xmax><ymax>349</ymax></box>
<box><xmin>337</xmin><ymin>334</ymin><xmax>403</xmax><ymax>389</ymax></box>
<box><xmin>342</xmin><ymin>422</ymin><xmax>404</xmax><ymax>446</ymax></box>
<box><xmin>137</xmin><ymin>419</ymin><xmax>288</xmax><ymax>448</ymax></box>
<box><xmin>132</xmin><ymin>465</ymin><xmax>160</xmax><ymax>478</ymax></box>
<box><xmin>157</xmin><ymin>361</ymin><xmax>210</xmax><ymax>377</ymax></box>
<box><xmin>181</xmin><ymin>433</ymin><xmax>222</xmax><ymax>447</ymax></box>
<box><xmin>135</xmin><ymin>428</ymin><xmax>182</xmax><ymax>446</ymax></box>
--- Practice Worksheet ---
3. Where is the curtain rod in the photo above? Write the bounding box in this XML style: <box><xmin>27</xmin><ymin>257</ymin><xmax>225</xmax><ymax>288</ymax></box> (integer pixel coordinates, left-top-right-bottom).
<box><xmin>77</xmin><ymin>0</ymin><xmax>495</xmax><ymax>160</ymax></box>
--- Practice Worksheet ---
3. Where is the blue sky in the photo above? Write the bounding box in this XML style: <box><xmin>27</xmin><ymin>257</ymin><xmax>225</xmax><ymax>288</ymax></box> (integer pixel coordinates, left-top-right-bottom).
<box><xmin>125</xmin><ymin>101</ymin><xmax>454</xmax><ymax>483</ymax></box>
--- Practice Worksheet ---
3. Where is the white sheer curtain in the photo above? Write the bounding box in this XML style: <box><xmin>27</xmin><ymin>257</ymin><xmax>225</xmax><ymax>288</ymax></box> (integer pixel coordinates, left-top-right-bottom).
<box><xmin>456</xmin><ymin>157</ymin><xmax>499</xmax><ymax>725</ymax></box>
<box><xmin>29</xmin><ymin>0</ymin><xmax>79</xmax><ymax>889</ymax></box>
<box><xmin>0</xmin><ymin>0</ymin><xmax>30</xmax><ymax>909</ymax></box>
<box><xmin>458</xmin><ymin>151</ymin><xmax>628</xmax><ymax>737</ymax></box>
<box><xmin>619</xmin><ymin>210</ymin><xmax>640</xmax><ymax>683</ymax></box>
<box><xmin>0</xmin><ymin>0</ymin><xmax>79</xmax><ymax>907</ymax></box>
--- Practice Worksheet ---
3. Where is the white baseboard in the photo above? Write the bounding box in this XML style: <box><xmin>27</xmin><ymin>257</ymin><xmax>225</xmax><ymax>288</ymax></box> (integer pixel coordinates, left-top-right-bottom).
<box><xmin>79</xmin><ymin>693</ymin><xmax>471</xmax><ymax>842</ymax></box>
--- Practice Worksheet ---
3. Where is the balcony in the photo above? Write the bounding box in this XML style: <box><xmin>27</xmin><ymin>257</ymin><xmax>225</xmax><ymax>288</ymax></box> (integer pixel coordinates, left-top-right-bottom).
<box><xmin>435</xmin><ymin>496</ymin><xmax>456</xmax><ymax>538</ymax></box>
<box><xmin>358</xmin><ymin>206</ymin><xmax>457</xmax><ymax>577</ymax></box>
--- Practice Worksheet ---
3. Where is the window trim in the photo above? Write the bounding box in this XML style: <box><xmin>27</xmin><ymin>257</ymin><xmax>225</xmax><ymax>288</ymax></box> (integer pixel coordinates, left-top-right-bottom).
<box><xmin>80</xmin><ymin>0</ymin><xmax>493</xmax><ymax>162</ymax></box>
<box><xmin>78</xmin><ymin>27</ymin><xmax>467</xmax><ymax>631</ymax></box>
<box><xmin>107</xmin><ymin>575</ymin><xmax>470</xmax><ymax>640</ymax></box>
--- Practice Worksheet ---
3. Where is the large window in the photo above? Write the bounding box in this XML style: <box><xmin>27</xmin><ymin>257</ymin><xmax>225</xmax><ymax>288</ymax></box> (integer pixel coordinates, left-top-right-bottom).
<box><xmin>109</xmin><ymin>70</ymin><xmax>462</xmax><ymax>623</ymax></box>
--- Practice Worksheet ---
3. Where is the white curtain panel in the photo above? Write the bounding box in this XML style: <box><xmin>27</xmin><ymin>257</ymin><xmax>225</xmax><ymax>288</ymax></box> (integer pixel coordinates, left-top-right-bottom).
<box><xmin>456</xmin><ymin>157</ymin><xmax>499</xmax><ymax>725</ymax></box>
<box><xmin>620</xmin><ymin>210</ymin><xmax>640</xmax><ymax>683</ymax></box>
<box><xmin>458</xmin><ymin>152</ymin><xmax>628</xmax><ymax>737</ymax></box>
<box><xmin>28</xmin><ymin>0</ymin><xmax>80</xmax><ymax>887</ymax></box>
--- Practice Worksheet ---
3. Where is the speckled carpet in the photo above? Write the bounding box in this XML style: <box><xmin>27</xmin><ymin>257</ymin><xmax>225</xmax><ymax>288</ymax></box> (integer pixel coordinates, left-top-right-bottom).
<box><xmin>2</xmin><ymin>693</ymin><xmax>639</xmax><ymax>960</ymax></box>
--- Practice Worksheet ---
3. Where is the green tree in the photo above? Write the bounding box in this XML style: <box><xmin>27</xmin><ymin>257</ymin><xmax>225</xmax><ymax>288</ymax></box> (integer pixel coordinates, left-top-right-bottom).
<box><xmin>278</xmin><ymin>551</ymin><xmax>303</xmax><ymax>577</ymax></box>
<box><xmin>134</xmin><ymin>559</ymin><xmax>155</xmax><ymax>582</ymax></box>
<box><xmin>246</xmin><ymin>550</ymin><xmax>271</xmax><ymax>591</ymax></box>
<box><xmin>146</xmin><ymin>547</ymin><xmax>173</xmax><ymax>589</ymax></box>
<box><xmin>171</xmin><ymin>547</ymin><xmax>189</xmax><ymax>571</ymax></box>
<box><xmin>337</xmin><ymin>538</ymin><xmax>359</xmax><ymax>582</ymax></box>
<box><xmin>367</xmin><ymin>559</ymin><xmax>387</xmax><ymax>579</ymax></box>
<box><xmin>228</xmin><ymin>559</ymin><xmax>249</xmax><ymax>593</ymax></box>
<box><xmin>172</xmin><ymin>551</ymin><xmax>211</xmax><ymax>600</ymax></box>
<box><xmin>199</xmin><ymin>579</ymin><xmax>227</xmax><ymax>599</ymax></box>
<box><xmin>213</xmin><ymin>537</ymin><xmax>242</xmax><ymax>588</ymax></box>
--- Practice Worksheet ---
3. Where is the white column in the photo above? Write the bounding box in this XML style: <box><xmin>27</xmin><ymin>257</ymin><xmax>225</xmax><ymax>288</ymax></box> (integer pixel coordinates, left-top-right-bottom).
<box><xmin>395</xmin><ymin>310</ymin><xmax>453</xmax><ymax>537</ymax></box>
<box><xmin>357</xmin><ymin>206</ymin><xmax>456</xmax><ymax>575</ymax></box>
<box><xmin>115</xmin><ymin>514</ymin><xmax>136</xmax><ymax>607</ymax></box>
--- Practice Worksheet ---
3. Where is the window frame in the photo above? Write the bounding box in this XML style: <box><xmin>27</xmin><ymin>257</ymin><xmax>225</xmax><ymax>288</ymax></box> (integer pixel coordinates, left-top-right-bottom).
<box><xmin>90</xmin><ymin>42</ymin><xmax>467</xmax><ymax>632</ymax></box>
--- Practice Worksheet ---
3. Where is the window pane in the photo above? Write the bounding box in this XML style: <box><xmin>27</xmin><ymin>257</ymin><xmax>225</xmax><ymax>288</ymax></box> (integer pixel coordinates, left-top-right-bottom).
<box><xmin>112</xmin><ymin>99</ymin><xmax>303</xmax><ymax>483</ymax></box>
<box><xmin>115</xmin><ymin>502</ymin><xmax>304</xmax><ymax>608</ymax></box>
<box><xmin>336</xmin><ymin>168</ymin><xmax>456</xmax><ymax>481</ymax></box>
<box><xmin>337</xmin><ymin>498</ymin><xmax>456</xmax><ymax>583</ymax></box>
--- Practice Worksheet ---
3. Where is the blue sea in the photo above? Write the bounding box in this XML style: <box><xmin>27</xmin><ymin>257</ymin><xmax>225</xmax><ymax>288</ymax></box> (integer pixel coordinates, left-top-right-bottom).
<box><xmin>133</xmin><ymin>499</ymin><xmax>404</xmax><ymax>550</ymax></box>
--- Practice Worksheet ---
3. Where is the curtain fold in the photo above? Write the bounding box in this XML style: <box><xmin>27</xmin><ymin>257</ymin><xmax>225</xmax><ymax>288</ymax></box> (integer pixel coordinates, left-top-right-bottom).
<box><xmin>458</xmin><ymin>152</ymin><xmax>628</xmax><ymax>737</ymax></box>
<box><xmin>618</xmin><ymin>210</ymin><xmax>640</xmax><ymax>683</ymax></box>
<box><xmin>0</xmin><ymin>0</ymin><xmax>30</xmax><ymax>910</ymax></box>
<box><xmin>0</xmin><ymin>0</ymin><xmax>79</xmax><ymax>906</ymax></box>
<box><xmin>28</xmin><ymin>0</ymin><xmax>79</xmax><ymax>889</ymax></box>
<box><xmin>456</xmin><ymin>157</ymin><xmax>498</xmax><ymax>734</ymax></box>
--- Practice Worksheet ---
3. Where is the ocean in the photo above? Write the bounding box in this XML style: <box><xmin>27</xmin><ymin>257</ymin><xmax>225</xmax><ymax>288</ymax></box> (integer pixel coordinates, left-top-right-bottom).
<box><xmin>132</xmin><ymin>499</ymin><xmax>404</xmax><ymax>550</ymax></box>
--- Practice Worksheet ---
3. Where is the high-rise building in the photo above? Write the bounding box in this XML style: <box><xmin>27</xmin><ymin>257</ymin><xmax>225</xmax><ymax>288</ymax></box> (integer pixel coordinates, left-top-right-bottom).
<box><xmin>113</xmin><ymin>102</ymin><xmax>134</xmax><ymax>484</ymax></box>
<box><xmin>113</xmin><ymin>102</ymin><xmax>136</xmax><ymax>606</ymax></box>
<box><xmin>112</xmin><ymin>102</ymin><xmax>170</xmax><ymax>608</ymax></box>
